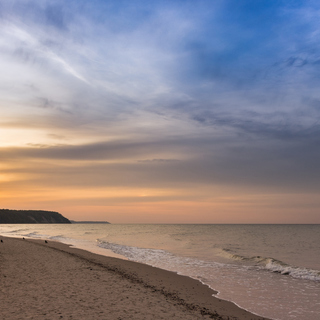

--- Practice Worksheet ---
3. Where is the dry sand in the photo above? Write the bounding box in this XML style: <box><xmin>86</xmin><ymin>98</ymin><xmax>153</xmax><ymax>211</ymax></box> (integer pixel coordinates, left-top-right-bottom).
<box><xmin>0</xmin><ymin>236</ymin><xmax>271</xmax><ymax>320</ymax></box>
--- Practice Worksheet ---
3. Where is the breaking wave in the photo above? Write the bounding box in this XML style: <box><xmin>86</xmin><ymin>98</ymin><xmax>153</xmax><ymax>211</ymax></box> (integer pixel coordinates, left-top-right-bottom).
<box><xmin>219</xmin><ymin>248</ymin><xmax>320</xmax><ymax>281</ymax></box>
<box><xmin>96</xmin><ymin>239</ymin><xmax>226</xmax><ymax>278</ymax></box>
<box><xmin>97</xmin><ymin>239</ymin><xmax>177</xmax><ymax>266</ymax></box>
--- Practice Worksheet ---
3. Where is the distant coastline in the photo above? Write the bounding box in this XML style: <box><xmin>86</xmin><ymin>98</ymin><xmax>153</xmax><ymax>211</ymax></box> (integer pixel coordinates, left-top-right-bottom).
<box><xmin>0</xmin><ymin>209</ymin><xmax>71</xmax><ymax>224</ymax></box>
<box><xmin>70</xmin><ymin>220</ymin><xmax>110</xmax><ymax>224</ymax></box>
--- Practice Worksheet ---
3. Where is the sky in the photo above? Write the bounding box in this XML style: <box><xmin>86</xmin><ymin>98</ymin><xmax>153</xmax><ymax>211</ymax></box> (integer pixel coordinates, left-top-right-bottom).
<box><xmin>0</xmin><ymin>0</ymin><xmax>320</xmax><ymax>223</ymax></box>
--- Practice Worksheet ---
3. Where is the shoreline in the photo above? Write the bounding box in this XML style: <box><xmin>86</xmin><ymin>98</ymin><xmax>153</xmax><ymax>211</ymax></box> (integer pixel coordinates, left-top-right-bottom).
<box><xmin>0</xmin><ymin>236</ymin><xmax>271</xmax><ymax>319</ymax></box>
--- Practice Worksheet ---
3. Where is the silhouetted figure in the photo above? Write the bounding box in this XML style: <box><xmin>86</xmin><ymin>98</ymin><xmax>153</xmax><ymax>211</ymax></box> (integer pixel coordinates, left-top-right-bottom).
<box><xmin>45</xmin><ymin>240</ymin><xmax>48</xmax><ymax>243</ymax></box>
<box><xmin>23</xmin><ymin>237</ymin><xmax>25</xmax><ymax>240</ymax></box>
<box><xmin>1</xmin><ymin>239</ymin><xmax>3</xmax><ymax>243</ymax></box>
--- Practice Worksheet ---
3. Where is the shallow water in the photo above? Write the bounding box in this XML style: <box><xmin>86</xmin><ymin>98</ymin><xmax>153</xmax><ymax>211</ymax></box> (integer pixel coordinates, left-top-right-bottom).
<box><xmin>1</xmin><ymin>224</ymin><xmax>319</xmax><ymax>320</ymax></box>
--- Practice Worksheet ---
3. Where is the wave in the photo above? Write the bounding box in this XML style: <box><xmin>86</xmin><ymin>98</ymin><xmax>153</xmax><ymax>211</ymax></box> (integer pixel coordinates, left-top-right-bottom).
<box><xmin>23</xmin><ymin>232</ymin><xmax>42</xmax><ymax>238</ymax></box>
<box><xmin>6</xmin><ymin>228</ymin><xmax>30</xmax><ymax>233</ymax></box>
<box><xmin>264</xmin><ymin>258</ymin><xmax>320</xmax><ymax>281</ymax></box>
<box><xmin>97</xmin><ymin>240</ymin><xmax>174</xmax><ymax>265</ymax></box>
<box><xmin>97</xmin><ymin>239</ymin><xmax>226</xmax><ymax>275</ymax></box>
<box><xmin>98</xmin><ymin>240</ymin><xmax>320</xmax><ymax>282</ymax></box>
<box><xmin>219</xmin><ymin>248</ymin><xmax>320</xmax><ymax>281</ymax></box>
<box><xmin>48</xmin><ymin>234</ymin><xmax>67</xmax><ymax>241</ymax></box>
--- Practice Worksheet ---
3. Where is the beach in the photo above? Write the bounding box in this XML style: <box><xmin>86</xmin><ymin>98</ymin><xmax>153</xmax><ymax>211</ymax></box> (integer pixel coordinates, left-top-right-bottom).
<box><xmin>0</xmin><ymin>236</ymin><xmax>269</xmax><ymax>320</ymax></box>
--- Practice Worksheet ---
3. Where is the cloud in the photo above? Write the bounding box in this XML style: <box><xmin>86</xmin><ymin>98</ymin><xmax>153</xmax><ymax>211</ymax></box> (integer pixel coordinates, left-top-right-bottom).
<box><xmin>1</xmin><ymin>129</ymin><xmax>320</xmax><ymax>193</ymax></box>
<box><xmin>1</xmin><ymin>0</ymin><xmax>320</xmax><ymax>221</ymax></box>
<box><xmin>137</xmin><ymin>159</ymin><xmax>180</xmax><ymax>163</ymax></box>
<box><xmin>44</xmin><ymin>3</ymin><xmax>68</xmax><ymax>30</ymax></box>
<box><xmin>2</xmin><ymin>0</ymin><xmax>320</xmax><ymax>135</ymax></box>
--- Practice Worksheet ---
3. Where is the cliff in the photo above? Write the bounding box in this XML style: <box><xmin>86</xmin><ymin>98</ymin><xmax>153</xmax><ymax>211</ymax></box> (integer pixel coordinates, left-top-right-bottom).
<box><xmin>0</xmin><ymin>209</ymin><xmax>71</xmax><ymax>224</ymax></box>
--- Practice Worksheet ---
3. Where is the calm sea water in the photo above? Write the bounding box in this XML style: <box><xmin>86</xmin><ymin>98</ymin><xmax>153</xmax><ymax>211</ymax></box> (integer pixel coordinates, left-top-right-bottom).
<box><xmin>1</xmin><ymin>224</ymin><xmax>319</xmax><ymax>320</ymax></box>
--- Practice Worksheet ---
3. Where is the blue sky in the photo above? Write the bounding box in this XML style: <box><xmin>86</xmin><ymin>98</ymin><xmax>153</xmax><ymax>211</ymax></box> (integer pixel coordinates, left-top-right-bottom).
<box><xmin>1</xmin><ymin>0</ymin><xmax>320</xmax><ymax>222</ymax></box>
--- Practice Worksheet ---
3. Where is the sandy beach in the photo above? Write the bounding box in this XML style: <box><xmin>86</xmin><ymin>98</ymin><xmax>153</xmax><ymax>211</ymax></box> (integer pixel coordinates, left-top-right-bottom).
<box><xmin>0</xmin><ymin>236</ymin><xmax>270</xmax><ymax>320</ymax></box>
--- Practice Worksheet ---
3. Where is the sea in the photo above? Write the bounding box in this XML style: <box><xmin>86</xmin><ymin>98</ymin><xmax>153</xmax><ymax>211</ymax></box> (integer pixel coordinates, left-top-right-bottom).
<box><xmin>1</xmin><ymin>224</ymin><xmax>319</xmax><ymax>320</ymax></box>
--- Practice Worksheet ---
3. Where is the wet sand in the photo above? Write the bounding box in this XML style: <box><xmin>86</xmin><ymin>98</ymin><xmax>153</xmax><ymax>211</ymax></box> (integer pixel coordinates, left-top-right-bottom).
<box><xmin>0</xmin><ymin>236</ymin><xmax>270</xmax><ymax>319</ymax></box>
